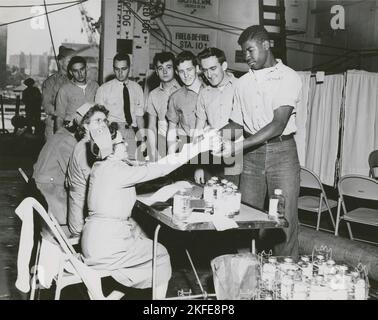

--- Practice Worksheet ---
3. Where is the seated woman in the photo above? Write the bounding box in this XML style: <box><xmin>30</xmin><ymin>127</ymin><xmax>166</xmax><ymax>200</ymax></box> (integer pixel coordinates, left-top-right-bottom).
<box><xmin>81</xmin><ymin>125</ymin><xmax>216</xmax><ymax>299</ymax></box>
<box><xmin>66</xmin><ymin>104</ymin><xmax>111</xmax><ymax>237</ymax></box>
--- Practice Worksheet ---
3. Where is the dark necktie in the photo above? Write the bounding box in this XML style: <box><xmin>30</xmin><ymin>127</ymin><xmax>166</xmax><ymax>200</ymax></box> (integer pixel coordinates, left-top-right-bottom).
<box><xmin>123</xmin><ymin>83</ymin><xmax>132</xmax><ymax>126</ymax></box>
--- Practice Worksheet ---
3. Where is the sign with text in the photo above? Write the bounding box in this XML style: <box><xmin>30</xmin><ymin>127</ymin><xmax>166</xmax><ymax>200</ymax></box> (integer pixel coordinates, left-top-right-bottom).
<box><xmin>171</xmin><ymin>27</ymin><xmax>217</xmax><ymax>54</ymax></box>
<box><xmin>171</xmin><ymin>0</ymin><xmax>219</xmax><ymax>19</ymax></box>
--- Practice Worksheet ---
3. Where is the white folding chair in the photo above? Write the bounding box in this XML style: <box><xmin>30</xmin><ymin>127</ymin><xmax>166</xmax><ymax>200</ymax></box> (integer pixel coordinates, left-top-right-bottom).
<box><xmin>15</xmin><ymin>197</ymin><xmax>124</xmax><ymax>300</ymax></box>
<box><xmin>335</xmin><ymin>175</ymin><xmax>378</xmax><ymax>245</ymax></box>
<box><xmin>298</xmin><ymin>167</ymin><xmax>337</xmax><ymax>231</ymax></box>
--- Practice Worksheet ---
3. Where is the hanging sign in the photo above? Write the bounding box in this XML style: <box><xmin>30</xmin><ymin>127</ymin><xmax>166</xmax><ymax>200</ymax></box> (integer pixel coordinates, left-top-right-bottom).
<box><xmin>172</xmin><ymin>0</ymin><xmax>219</xmax><ymax>19</ymax></box>
<box><xmin>171</xmin><ymin>27</ymin><xmax>217</xmax><ymax>53</ymax></box>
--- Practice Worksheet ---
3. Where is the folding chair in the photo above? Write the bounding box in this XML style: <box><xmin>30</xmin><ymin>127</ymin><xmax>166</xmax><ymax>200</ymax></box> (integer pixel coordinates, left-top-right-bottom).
<box><xmin>15</xmin><ymin>197</ymin><xmax>124</xmax><ymax>300</ymax></box>
<box><xmin>18</xmin><ymin>168</ymin><xmax>79</xmax><ymax>246</ymax></box>
<box><xmin>335</xmin><ymin>175</ymin><xmax>378</xmax><ymax>245</ymax></box>
<box><xmin>369</xmin><ymin>150</ymin><xmax>378</xmax><ymax>179</ymax></box>
<box><xmin>298</xmin><ymin>167</ymin><xmax>337</xmax><ymax>231</ymax></box>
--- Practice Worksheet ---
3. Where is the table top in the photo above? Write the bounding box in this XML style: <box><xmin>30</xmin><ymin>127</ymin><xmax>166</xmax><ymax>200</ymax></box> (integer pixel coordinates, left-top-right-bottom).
<box><xmin>136</xmin><ymin>183</ymin><xmax>288</xmax><ymax>232</ymax></box>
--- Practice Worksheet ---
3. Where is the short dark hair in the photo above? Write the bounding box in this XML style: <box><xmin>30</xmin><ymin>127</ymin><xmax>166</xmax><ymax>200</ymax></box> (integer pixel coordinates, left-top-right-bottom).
<box><xmin>238</xmin><ymin>25</ymin><xmax>270</xmax><ymax>46</ymax></box>
<box><xmin>174</xmin><ymin>51</ymin><xmax>198</xmax><ymax>69</ymax></box>
<box><xmin>67</xmin><ymin>56</ymin><xmax>87</xmax><ymax>72</ymax></box>
<box><xmin>197</xmin><ymin>47</ymin><xmax>226</xmax><ymax>65</ymax></box>
<box><xmin>76</xmin><ymin>104</ymin><xmax>109</xmax><ymax>140</ymax></box>
<box><xmin>113</xmin><ymin>52</ymin><xmax>130</xmax><ymax>67</ymax></box>
<box><xmin>153</xmin><ymin>52</ymin><xmax>175</xmax><ymax>68</ymax></box>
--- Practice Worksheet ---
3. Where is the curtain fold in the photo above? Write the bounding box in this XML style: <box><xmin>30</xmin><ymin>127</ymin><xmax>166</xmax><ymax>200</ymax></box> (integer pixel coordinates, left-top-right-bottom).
<box><xmin>305</xmin><ymin>74</ymin><xmax>344</xmax><ymax>186</ymax></box>
<box><xmin>295</xmin><ymin>71</ymin><xmax>312</xmax><ymax>166</ymax></box>
<box><xmin>341</xmin><ymin>70</ymin><xmax>378</xmax><ymax>176</ymax></box>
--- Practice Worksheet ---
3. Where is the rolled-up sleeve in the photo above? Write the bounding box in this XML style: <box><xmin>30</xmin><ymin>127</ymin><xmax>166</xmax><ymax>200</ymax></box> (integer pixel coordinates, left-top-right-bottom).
<box><xmin>195</xmin><ymin>91</ymin><xmax>207</xmax><ymax>121</ymax></box>
<box><xmin>166</xmin><ymin>94</ymin><xmax>179</xmax><ymax>124</ymax></box>
<box><xmin>272</xmin><ymin>72</ymin><xmax>302</xmax><ymax>110</ymax></box>
<box><xmin>134</xmin><ymin>84</ymin><xmax>145</xmax><ymax>117</ymax></box>
<box><xmin>55</xmin><ymin>87</ymin><xmax>67</xmax><ymax>120</ymax></box>
<box><xmin>230</xmin><ymin>86</ymin><xmax>244</xmax><ymax>126</ymax></box>
<box><xmin>146</xmin><ymin>92</ymin><xmax>157</xmax><ymax>117</ymax></box>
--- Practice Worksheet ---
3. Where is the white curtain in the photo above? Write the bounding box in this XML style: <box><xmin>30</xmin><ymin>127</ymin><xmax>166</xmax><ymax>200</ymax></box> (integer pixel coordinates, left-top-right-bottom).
<box><xmin>341</xmin><ymin>70</ymin><xmax>378</xmax><ymax>176</ymax></box>
<box><xmin>295</xmin><ymin>71</ymin><xmax>312</xmax><ymax>166</ymax></box>
<box><xmin>305</xmin><ymin>74</ymin><xmax>345</xmax><ymax>186</ymax></box>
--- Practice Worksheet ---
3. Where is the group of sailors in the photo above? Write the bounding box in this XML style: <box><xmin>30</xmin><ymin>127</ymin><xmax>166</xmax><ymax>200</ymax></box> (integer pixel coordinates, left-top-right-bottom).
<box><xmin>30</xmin><ymin>25</ymin><xmax>303</xmax><ymax>298</ymax></box>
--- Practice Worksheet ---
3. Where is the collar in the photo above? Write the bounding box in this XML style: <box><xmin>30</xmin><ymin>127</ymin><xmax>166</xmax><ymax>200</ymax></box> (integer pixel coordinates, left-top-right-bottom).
<box><xmin>159</xmin><ymin>78</ymin><xmax>180</xmax><ymax>91</ymax></box>
<box><xmin>217</xmin><ymin>72</ymin><xmax>234</xmax><ymax>88</ymax></box>
<box><xmin>186</xmin><ymin>78</ymin><xmax>203</xmax><ymax>94</ymax></box>
<box><xmin>71</xmin><ymin>80</ymin><xmax>88</xmax><ymax>88</ymax></box>
<box><xmin>116</xmin><ymin>78</ymin><xmax>129</xmax><ymax>86</ymax></box>
<box><xmin>249</xmin><ymin>59</ymin><xmax>282</xmax><ymax>78</ymax></box>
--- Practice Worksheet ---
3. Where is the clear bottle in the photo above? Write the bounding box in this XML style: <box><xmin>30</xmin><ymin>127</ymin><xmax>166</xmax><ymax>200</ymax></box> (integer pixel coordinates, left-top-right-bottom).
<box><xmin>203</xmin><ymin>180</ymin><xmax>215</xmax><ymax>208</ymax></box>
<box><xmin>269</xmin><ymin>189</ymin><xmax>285</xmax><ymax>220</ymax></box>
<box><xmin>300</xmin><ymin>256</ymin><xmax>313</xmax><ymax>279</ymax></box>
<box><xmin>315</xmin><ymin>255</ymin><xmax>325</xmax><ymax>275</ymax></box>
<box><xmin>262</xmin><ymin>257</ymin><xmax>278</xmax><ymax>292</ymax></box>
<box><xmin>173</xmin><ymin>189</ymin><xmax>191</xmax><ymax>221</ymax></box>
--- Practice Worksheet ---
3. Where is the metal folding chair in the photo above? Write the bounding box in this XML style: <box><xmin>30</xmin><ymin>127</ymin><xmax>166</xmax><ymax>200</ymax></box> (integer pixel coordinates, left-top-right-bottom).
<box><xmin>335</xmin><ymin>175</ymin><xmax>378</xmax><ymax>245</ymax></box>
<box><xmin>298</xmin><ymin>167</ymin><xmax>337</xmax><ymax>231</ymax></box>
<box><xmin>15</xmin><ymin>197</ymin><xmax>124</xmax><ymax>300</ymax></box>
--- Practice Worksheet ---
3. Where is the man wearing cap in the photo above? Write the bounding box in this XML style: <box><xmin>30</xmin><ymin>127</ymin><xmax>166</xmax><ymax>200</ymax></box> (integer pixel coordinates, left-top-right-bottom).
<box><xmin>30</xmin><ymin>108</ymin><xmax>85</xmax><ymax>225</ymax></box>
<box><xmin>41</xmin><ymin>45</ymin><xmax>75</xmax><ymax>140</ymax></box>
<box><xmin>22</xmin><ymin>77</ymin><xmax>42</xmax><ymax>133</ymax></box>
<box><xmin>66</xmin><ymin>103</ymin><xmax>110</xmax><ymax>237</ymax></box>
<box><xmin>56</xmin><ymin>56</ymin><xmax>99</xmax><ymax>131</ymax></box>
<box><xmin>218</xmin><ymin>25</ymin><xmax>302</xmax><ymax>258</ymax></box>
<box><xmin>95</xmin><ymin>52</ymin><xmax>145</xmax><ymax>160</ymax></box>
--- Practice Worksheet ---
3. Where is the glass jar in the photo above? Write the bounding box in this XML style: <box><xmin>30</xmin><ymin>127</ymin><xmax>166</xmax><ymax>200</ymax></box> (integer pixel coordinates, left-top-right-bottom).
<box><xmin>173</xmin><ymin>190</ymin><xmax>191</xmax><ymax>222</ymax></box>
<box><xmin>262</xmin><ymin>257</ymin><xmax>278</xmax><ymax>292</ymax></box>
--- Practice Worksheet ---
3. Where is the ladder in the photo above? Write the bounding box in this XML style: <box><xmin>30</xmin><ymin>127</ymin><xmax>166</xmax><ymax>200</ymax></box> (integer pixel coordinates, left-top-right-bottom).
<box><xmin>259</xmin><ymin>0</ymin><xmax>287</xmax><ymax>64</ymax></box>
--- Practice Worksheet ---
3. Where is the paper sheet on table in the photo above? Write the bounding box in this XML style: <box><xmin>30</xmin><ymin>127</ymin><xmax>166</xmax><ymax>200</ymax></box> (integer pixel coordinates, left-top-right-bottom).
<box><xmin>186</xmin><ymin>213</ymin><xmax>238</xmax><ymax>231</ymax></box>
<box><xmin>137</xmin><ymin>181</ymin><xmax>192</xmax><ymax>206</ymax></box>
<box><xmin>211</xmin><ymin>215</ymin><xmax>239</xmax><ymax>231</ymax></box>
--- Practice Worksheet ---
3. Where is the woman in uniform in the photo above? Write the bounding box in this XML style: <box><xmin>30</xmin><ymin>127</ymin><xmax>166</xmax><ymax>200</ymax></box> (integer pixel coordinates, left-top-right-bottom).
<box><xmin>81</xmin><ymin>126</ymin><xmax>216</xmax><ymax>298</ymax></box>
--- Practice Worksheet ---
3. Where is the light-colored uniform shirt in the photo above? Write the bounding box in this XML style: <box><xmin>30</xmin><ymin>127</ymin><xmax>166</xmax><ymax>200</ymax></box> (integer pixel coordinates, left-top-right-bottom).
<box><xmin>81</xmin><ymin>159</ymin><xmax>174</xmax><ymax>288</ymax></box>
<box><xmin>196</xmin><ymin>73</ymin><xmax>236</xmax><ymax>130</ymax></box>
<box><xmin>231</xmin><ymin>60</ymin><xmax>302</xmax><ymax>136</ymax></box>
<box><xmin>41</xmin><ymin>71</ymin><xmax>70</xmax><ymax>117</ymax></box>
<box><xmin>33</xmin><ymin>127</ymin><xmax>77</xmax><ymax>185</ymax></box>
<box><xmin>66</xmin><ymin>138</ymin><xmax>93</xmax><ymax>236</ymax></box>
<box><xmin>56</xmin><ymin>80</ymin><xmax>99</xmax><ymax>122</ymax></box>
<box><xmin>32</xmin><ymin>127</ymin><xmax>77</xmax><ymax>224</ymax></box>
<box><xmin>146</xmin><ymin>79</ymin><xmax>181</xmax><ymax>136</ymax></box>
<box><xmin>166</xmin><ymin>79</ymin><xmax>204</xmax><ymax>136</ymax></box>
<box><xmin>95</xmin><ymin>78</ymin><xmax>144</xmax><ymax>126</ymax></box>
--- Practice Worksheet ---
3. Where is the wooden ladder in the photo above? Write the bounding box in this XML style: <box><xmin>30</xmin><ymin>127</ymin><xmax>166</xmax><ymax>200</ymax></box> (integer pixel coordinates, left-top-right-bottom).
<box><xmin>259</xmin><ymin>0</ymin><xmax>287</xmax><ymax>64</ymax></box>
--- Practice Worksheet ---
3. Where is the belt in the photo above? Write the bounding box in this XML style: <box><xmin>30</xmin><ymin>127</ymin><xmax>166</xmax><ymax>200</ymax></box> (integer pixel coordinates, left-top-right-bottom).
<box><xmin>265</xmin><ymin>133</ymin><xmax>294</xmax><ymax>144</ymax></box>
<box><xmin>125</xmin><ymin>123</ymin><xmax>136</xmax><ymax>129</ymax></box>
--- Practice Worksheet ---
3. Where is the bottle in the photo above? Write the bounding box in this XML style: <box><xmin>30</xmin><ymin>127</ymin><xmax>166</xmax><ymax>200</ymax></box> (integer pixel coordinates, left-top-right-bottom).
<box><xmin>268</xmin><ymin>189</ymin><xmax>285</xmax><ymax>220</ymax></box>
<box><xmin>173</xmin><ymin>189</ymin><xmax>191</xmax><ymax>221</ymax></box>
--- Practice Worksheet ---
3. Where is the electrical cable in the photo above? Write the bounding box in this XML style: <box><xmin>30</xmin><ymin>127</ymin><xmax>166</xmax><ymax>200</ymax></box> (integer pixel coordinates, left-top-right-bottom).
<box><xmin>43</xmin><ymin>0</ymin><xmax>59</xmax><ymax>70</ymax></box>
<box><xmin>0</xmin><ymin>0</ymin><xmax>88</xmax><ymax>27</ymax></box>
<box><xmin>0</xmin><ymin>1</ymin><xmax>84</xmax><ymax>8</ymax></box>
<box><xmin>123</xmin><ymin>2</ymin><xmax>183</xmax><ymax>52</ymax></box>
<box><xmin>287</xmin><ymin>46</ymin><xmax>344</xmax><ymax>57</ymax></box>
<box><xmin>164</xmin><ymin>12</ymin><xmax>241</xmax><ymax>36</ymax></box>
<box><xmin>130</xmin><ymin>0</ymin><xmax>362</xmax><ymax>55</ymax></box>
